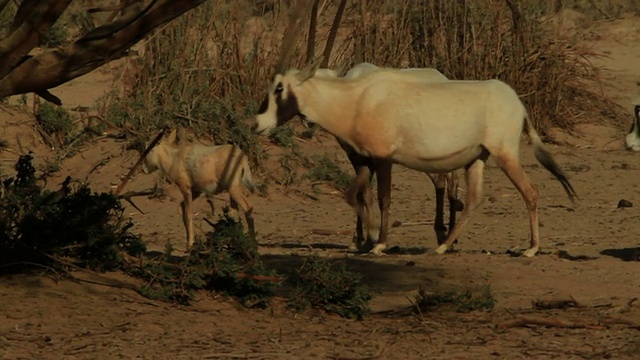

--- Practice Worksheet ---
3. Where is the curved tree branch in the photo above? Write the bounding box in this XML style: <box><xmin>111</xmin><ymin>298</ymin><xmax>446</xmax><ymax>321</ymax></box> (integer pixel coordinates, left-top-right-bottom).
<box><xmin>0</xmin><ymin>0</ymin><xmax>72</xmax><ymax>79</ymax></box>
<box><xmin>0</xmin><ymin>0</ymin><xmax>207</xmax><ymax>102</ymax></box>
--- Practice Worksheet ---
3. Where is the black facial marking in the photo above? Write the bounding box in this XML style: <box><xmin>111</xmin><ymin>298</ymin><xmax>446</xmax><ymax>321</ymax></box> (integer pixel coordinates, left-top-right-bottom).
<box><xmin>275</xmin><ymin>82</ymin><xmax>284</xmax><ymax>94</ymax></box>
<box><xmin>275</xmin><ymin>85</ymin><xmax>300</xmax><ymax>126</ymax></box>
<box><xmin>257</xmin><ymin>95</ymin><xmax>269</xmax><ymax>115</ymax></box>
<box><xmin>635</xmin><ymin>105</ymin><xmax>640</xmax><ymax>136</ymax></box>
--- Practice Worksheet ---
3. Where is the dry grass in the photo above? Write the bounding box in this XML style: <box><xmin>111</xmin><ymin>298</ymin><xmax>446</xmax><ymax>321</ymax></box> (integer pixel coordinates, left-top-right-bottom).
<box><xmin>101</xmin><ymin>0</ymin><xmax>630</xmax><ymax>173</ymax></box>
<box><xmin>342</xmin><ymin>0</ymin><xmax>627</xmax><ymax>135</ymax></box>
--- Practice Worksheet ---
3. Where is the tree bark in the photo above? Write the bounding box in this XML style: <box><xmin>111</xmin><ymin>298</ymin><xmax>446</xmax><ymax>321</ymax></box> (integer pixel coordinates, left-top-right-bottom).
<box><xmin>0</xmin><ymin>0</ymin><xmax>72</xmax><ymax>80</ymax></box>
<box><xmin>0</xmin><ymin>0</ymin><xmax>207</xmax><ymax>102</ymax></box>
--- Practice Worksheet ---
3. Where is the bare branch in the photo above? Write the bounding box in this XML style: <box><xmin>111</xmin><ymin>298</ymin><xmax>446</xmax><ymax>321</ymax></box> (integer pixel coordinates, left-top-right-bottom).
<box><xmin>35</xmin><ymin>90</ymin><xmax>62</xmax><ymax>105</ymax></box>
<box><xmin>0</xmin><ymin>0</ymin><xmax>11</xmax><ymax>15</ymax></box>
<box><xmin>87</xmin><ymin>0</ymin><xmax>142</xmax><ymax>14</ymax></box>
<box><xmin>80</xmin><ymin>0</ymin><xmax>158</xmax><ymax>43</ymax></box>
<box><xmin>0</xmin><ymin>0</ymin><xmax>72</xmax><ymax>80</ymax></box>
<box><xmin>274</xmin><ymin>0</ymin><xmax>313</xmax><ymax>74</ymax></box>
<box><xmin>0</xmin><ymin>0</ymin><xmax>207</xmax><ymax>101</ymax></box>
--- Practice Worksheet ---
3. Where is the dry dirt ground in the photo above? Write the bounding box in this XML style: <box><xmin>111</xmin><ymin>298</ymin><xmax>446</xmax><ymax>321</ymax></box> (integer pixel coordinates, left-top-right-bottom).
<box><xmin>2</xmin><ymin>10</ymin><xmax>640</xmax><ymax>360</ymax></box>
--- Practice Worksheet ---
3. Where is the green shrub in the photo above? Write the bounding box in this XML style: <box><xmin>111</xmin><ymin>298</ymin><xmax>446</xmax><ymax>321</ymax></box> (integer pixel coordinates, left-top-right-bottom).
<box><xmin>0</xmin><ymin>153</ymin><xmax>146</xmax><ymax>273</ymax></box>
<box><xmin>288</xmin><ymin>254</ymin><xmax>372</xmax><ymax>319</ymax></box>
<box><xmin>134</xmin><ymin>208</ymin><xmax>278</xmax><ymax>307</ymax></box>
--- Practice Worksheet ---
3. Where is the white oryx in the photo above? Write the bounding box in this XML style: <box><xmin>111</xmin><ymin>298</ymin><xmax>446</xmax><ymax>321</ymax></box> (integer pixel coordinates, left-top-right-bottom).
<box><xmin>313</xmin><ymin>62</ymin><xmax>462</xmax><ymax>255</ymax></box>
<box><xmin>624</xmin><ymin>101</ymin><xmax>640</xmax><ymax>151</ymax></box>
<box><xmin>253</xmin><ymin>61</ymin><xmax>577</xmax><ymax>257</ymax></box>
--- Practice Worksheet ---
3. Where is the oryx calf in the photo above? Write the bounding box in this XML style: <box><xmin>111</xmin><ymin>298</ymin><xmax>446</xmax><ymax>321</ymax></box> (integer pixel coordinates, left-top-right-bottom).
<box><xmin>253</xmin><ymin>62</ymin><xmax>577</xmax><ymax>257</ymax></box>
<box><xmin>142</xmin><ymin>129</ymin><xmax>256</xmax><ymax>250</ymax></box>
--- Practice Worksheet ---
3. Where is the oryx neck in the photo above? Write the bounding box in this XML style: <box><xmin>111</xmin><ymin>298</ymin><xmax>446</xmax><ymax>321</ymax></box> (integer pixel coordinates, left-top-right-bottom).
<box><xmin>296</xmin><ymin>77</ymin><xmax>356</xmax><ymax>140</ymax></box>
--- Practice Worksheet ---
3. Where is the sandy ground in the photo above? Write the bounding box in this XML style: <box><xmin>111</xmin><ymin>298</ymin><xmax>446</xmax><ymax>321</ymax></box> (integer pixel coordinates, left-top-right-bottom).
<box><xmin>1</xmin><ymin>9</ymin><xmax>640</xmax><ymax>360</ymax></box>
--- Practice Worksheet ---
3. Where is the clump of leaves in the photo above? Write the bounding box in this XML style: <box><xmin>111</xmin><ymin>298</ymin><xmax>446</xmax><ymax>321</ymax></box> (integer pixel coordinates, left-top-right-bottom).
<box><xmin>0</xmin><ymin>153</ymin><xmax>146</xmax><ymax>273</ymax></box>
<box><xmin>413</xmin><ymin>285</ymin><xmax>496</xmax><ymax>313</ymax></box>
<box><xmin>269</xmin><ymin>125</ymin><xmax>297</xmax><ymax>148</ymax></box>
<box><xmin>288</xmin><ymin>254</ymin><xmax>372</xmax><ymax>319</ymax></box>
<box><xmin>305</xmin><ymin>154</ymin><xmax>351</xmax><ymax>190</ymax></box>
<box><xmin>135</xmin><ymin>208</ymin><xmax>278</xmax><ymax>307</ymax></box>
<box><xmin>36</xmin><ymin>102</ymin><xmax>74</xmax><ymax>136</ymax></box>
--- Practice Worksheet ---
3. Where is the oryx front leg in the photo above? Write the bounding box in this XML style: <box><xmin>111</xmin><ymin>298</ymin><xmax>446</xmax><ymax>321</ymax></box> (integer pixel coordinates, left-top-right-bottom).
<box><xmin>435</xmin><ymin>159</ymin><xmax>486</xmax><ymax>255</ymax></box>
<box><xmin>428</xmin><ymin>173</ymin><xmax>448</xmax><ymax>244</ymax></box>
<box><xmin>371</xmin><ymin>159</ymin><xmax>392</xmax><ymax>255</ymax></box>
<box><xmin>179</xmin><ymin>186</ymin><xmax>195</xmax><ymax>251</ymax></box>
<box><xmin>496</xmin><ymin>157</ymin><xmax>540</xmax><ymax>257</ymax></box>
<box><xmin>446</xmin><ymin>172</ymin><xmax>464</xmax><ymax>242</ymax></box>
<box><xmin>345</xmin><ymin>166</ymin><xmax>375</xmax><ymax>252</ymax></box>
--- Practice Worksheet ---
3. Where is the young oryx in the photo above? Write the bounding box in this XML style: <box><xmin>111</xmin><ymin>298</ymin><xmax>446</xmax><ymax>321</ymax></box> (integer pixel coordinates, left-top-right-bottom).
<box><xmin>624</xmin><ymin>102</ymin><xmax>640</xmax><ymax>151</ymax></box>
<box><xmin>253</xmin><ymin>62</ymin><xmax>578</xmax><ymax>257</ymax></box>
<box><xmin>142</xmin><ymin>129</ymin><xmax>256</xmax><ymax>250</ymax></box>
<box><xmin>312</xmin><ymin>62</ymin><xmax>462</xmax><ymax>254</ymax></box>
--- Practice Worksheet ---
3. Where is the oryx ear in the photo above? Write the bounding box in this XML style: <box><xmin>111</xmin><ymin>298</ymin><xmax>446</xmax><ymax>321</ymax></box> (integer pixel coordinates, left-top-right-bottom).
<box><xmin>166</xmin><ymin>129</ymin><xmax>178</xmax><ymax>145</ymax></box>
<box><xmin>297</xmin><ymin>55</ymin><xmax>325</xmax><ymax>83</ymax></box>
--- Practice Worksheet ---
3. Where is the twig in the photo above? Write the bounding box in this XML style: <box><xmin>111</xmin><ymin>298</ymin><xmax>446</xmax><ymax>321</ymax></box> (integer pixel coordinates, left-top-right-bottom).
<box><xmin>114</xmin><ymin>129</ymin><xmax>165</xmax><ymax>196</ymax></box>
<box><xmin>532</xmin><ymin>298</ymin><xmax>580</xmax><ymax>310</ymax></box>
<box><xmin>202</xmin><ymin>353</ymin><xmax>287</xmax><ymax>359</ymax></box>
<box><xmin>310</xmin><ymin>228</ymin><xmax>352</xmax><ymax>236</ymax></box>
<box><xmin>329</xmin><ymin>341</ymin><xmax>389</xmax><ymax>360</ymax></box>
<box><xmin>391</xmin><ymin>220</ymin><xmax>435</xmax><ymax>228</ymax></box>
<box><xmin>498</xmin><ymin>315</ymin><xmax>605</xmax><ymax>329</ymax></box>
<box><xmin>235</xmin><ymin>273</ymin><xmax>284</xmax><ymax>282</ymax></box>
<box><xmin>118</xmin><ymin>189</ymin><xmax>156</xmax><ymax>215</ymax></box>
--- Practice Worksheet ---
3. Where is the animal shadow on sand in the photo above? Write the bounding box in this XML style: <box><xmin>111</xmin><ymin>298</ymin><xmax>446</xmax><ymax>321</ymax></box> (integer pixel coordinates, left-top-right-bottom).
<box><xmin>261</xmin><ymin>253</ymin><xmax>448</xmax><ymax>296</ymax></box>
<box><xmin>600</xmin><ymin>247</ymin><xmax>640</xmax><ymax>262</ymax></box>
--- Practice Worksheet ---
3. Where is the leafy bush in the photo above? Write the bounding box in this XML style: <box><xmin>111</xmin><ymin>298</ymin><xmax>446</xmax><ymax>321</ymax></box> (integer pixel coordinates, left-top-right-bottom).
<box><xmin>36</xmin><ymin>102</ymin><xmax>74</xmax><ymax>136</ymax></box>
<box><xmin>0</xmin><ymin>153</ymin><xmax>146</xmax><ymax>273</ymax></box>
<box><xmin>288</xmin><ymin>254</ymin><xmax>372</xmax><ymax>319</ymax></box>
<box><xmin>305</xmin><ymin>154</ymin><xmax>351</xmax><ymax>190</ymax></box>
<box><xmin>134</xmin><ymin>208</ymin><xmax>278</xmax><ymax>307</ymax></box>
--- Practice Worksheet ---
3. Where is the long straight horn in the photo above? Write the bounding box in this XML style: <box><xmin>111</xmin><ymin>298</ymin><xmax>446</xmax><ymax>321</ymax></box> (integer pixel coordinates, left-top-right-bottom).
<box><xmin>320</xmin><ymin>0</ymin><xmax>348</xmax><ymax>68</ymax></box>
<box><xmin>274</xmin><ymin>0</ymin><xmax>312</xmax><ymax>74</ymax></box>
<box><xmin>306</xmin><ymin>0</ymin><xmax>320</xmax><ymax>64</ymax></box>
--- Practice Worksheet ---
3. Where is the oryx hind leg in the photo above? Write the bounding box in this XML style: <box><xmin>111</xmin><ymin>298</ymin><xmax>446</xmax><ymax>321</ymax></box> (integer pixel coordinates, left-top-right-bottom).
<box><xmin>435</xmin><ymin>156</ymin><xmax>487</xmax><ymax>255</ymax></box>
<box><xmin>495</xmin><ymin>156</ymin><xmax>540</xmax><ymax>257</ymax></box>
<box><xmin>229</xmin><ymin>187</ymin><xmax>256</xmax><ymax>242</ymax></box>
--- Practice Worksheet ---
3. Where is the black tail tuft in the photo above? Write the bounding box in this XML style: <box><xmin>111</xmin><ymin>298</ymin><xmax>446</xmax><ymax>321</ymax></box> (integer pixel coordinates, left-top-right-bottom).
<box><xmin>534</xmin><ymin>147</ymin><xmax>578</xmax><ymax>203</ymax></box>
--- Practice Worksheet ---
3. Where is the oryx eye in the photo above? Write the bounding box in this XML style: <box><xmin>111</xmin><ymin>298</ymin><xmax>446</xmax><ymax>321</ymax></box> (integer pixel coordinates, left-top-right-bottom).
<box><xmin>274</xmin><ymin>83</ymin><xmax>284</xmax><ymax>94</ymax></box>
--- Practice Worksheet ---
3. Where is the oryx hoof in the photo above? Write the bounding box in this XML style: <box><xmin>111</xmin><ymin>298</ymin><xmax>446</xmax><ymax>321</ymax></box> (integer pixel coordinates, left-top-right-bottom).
<box><xmin>434</xmin><ymin>244</ymin><xmax>448</xmax><ymax>255</ymax></box>
<box><xmin>370</xmin><ymin>243</ymin><xmax>387</xmax><ymax>256</ymax></box>
<box><xmin>522</xmin><ymin>247</ymin><xmax>539</xmax><ymax>258</ymax></box>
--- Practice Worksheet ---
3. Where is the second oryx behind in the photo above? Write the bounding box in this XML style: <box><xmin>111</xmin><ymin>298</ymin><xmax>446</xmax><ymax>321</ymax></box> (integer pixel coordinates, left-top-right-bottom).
<box><xmin>253</xmin><ymin>61</ymin><xmax>578</xmax><ymax>257</ymax></box>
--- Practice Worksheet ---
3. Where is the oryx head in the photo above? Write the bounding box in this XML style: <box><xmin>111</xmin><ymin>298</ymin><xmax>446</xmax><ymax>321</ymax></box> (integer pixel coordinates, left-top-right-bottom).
<box><xmin>253</xmin><ymin>60</ymin><xmax>322</xmax><ymax>135</ymax></box>
<box><xmin>142</xmin><ymin>129</ymin><xmax>177</xmax><ymax>174</ymax></box>
<box><xmin>625</xmin><ymin>104</ymin><xmax>640</xmax><ymax>152</ymax></box>
<box><xmin>252</xmin><ymin>0</ymin><xmax>346</xmax><ymax>136</ymax></box>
